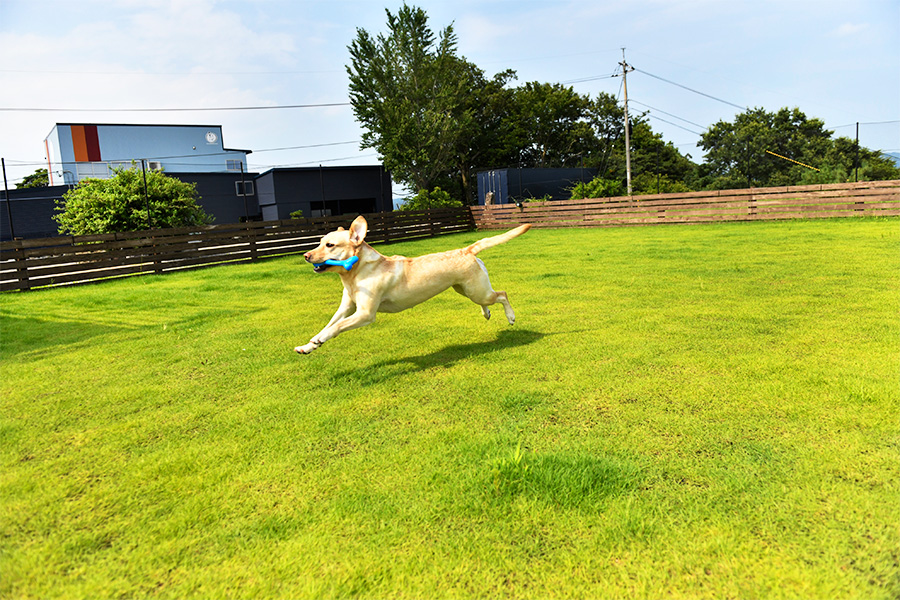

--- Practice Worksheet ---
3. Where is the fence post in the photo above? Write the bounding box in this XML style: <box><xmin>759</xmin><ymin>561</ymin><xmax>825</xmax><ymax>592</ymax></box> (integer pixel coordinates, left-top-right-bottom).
<box><xmin>13</xmin><ymin>245</ymin><xmax>30</xmax><ymax>291</ymax></box>
<box><xmin>248</xmin><ymin>223</ymin><xmax>259</xmax><ymax>261</ymax></box>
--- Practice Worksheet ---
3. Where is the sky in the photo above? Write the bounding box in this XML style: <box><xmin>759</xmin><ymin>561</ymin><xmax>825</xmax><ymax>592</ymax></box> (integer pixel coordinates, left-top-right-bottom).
<box><xmin>1</xmin><ymin>0</ymin><xmax>898</xmax><ymax>191</ymax></box>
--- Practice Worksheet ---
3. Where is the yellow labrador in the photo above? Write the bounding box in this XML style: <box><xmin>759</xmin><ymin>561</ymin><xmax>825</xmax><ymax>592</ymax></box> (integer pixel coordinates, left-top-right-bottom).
<box><xmin>296</xmin><ymin>215</ymin><xmax>530</xmax><ymax>354</ymax></box>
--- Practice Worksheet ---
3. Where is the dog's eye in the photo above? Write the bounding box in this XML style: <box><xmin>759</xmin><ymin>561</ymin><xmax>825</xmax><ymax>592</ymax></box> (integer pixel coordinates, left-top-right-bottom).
<box><xmin>325</xmin><ymin>243</ymin><xmax>334</xmax><ymax>248</ymax></box>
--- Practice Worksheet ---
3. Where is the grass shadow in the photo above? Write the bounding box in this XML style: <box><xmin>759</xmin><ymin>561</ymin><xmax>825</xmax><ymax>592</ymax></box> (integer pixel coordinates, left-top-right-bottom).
<box><xmin>0</xmin><ymin>313</ymin><xmax>128</xmax><ymax>359</ymax></box>
<box><xmin>331</xmin><ymin>328</ymin><xmax>546</xmax><ymax>385</ymax></box>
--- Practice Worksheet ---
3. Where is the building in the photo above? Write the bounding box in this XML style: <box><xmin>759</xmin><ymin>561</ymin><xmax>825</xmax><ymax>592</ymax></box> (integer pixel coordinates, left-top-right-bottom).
<box><xmin>44</xmin><ymin>123</ymin><xmax>252</xmax><ymax>186</ymax></box>
<box><xmin>477</xmin><ymin>167</ymin><xmax>597</xmax><ymax>205</ymax></box>
<box><xmin>1</xmin><ymin>173</ymin><xmax>261</xmax><ymax>241</ymax></box>
<box><xmin>255</xmin><ymin>166</ymin><xmax>392</xmax><ymax>221</ymax></box>
<box><xmin>2</xmin><ymin>124</ymin><xmax>393</xmax><ymax>241</ymax></box>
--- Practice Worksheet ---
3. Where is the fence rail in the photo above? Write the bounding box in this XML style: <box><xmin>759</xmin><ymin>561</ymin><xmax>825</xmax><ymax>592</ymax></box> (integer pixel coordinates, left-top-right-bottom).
<box><xmin>0</xmin><ymin>208</ymin><xmax>475</xmax><ymax>291</ymax></box>
<box><xmin>3</xmin><ymin>181</ymin><xmax>899</xmax><ymax>292</ymax></box>
<box><xmin>470</xmin><ymin>180</ymin><xmax>900</xmax><ymax>229</ymax></box>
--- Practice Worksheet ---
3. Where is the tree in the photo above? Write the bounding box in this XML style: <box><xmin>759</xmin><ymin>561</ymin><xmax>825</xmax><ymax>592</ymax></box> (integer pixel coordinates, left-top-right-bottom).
<box><xmin>400</xmin><ymin>186</ymin><xmax>462</xmax><ymax>210</ymax></box>
<box><xmin>568</xmin><ymin>176</ymin><xmax>624</xmax><ymax>200</ymax></box>
<box><xmin>446</xmin><ymin>66</ymin><xmax>517</xmax><ymax>203</ymax></box>
<box><xmin>694</xmin><ymin>106</ymin><xmax>900</xmax><ymax>188</ymax></box>
<box><xmin>54</xmin><ymin>165</ymin><xmax>211</xmax><ymax>235</ymax></box>
<box><xmin>347</xmin><ymin>5</ymin><xmax>475</xmax><ymax>195</ymax></box>
<box><xmin>505</xmin><ymin>82</ymin><xmax>595</xmax><ymax>169</ymax></box>
<box><xmin>16</xmin><ymin>168</ymin><xmax>49</xmax><ymax>189</ymax></box>
<box><xmin>580</xmin><ymin>92</ymin><xmax>698</xmax><ymax>191</ymax></box>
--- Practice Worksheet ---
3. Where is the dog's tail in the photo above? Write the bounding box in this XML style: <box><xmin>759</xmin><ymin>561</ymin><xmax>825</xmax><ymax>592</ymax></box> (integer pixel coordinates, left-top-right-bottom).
<box><xmin>465</xmin><ymin>224</ymin><xmax>531</xmax><ymax>255</ymax></box>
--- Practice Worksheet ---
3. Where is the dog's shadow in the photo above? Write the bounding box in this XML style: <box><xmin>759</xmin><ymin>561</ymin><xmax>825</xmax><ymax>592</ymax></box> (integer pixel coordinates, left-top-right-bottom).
<box><xmin>330</xmin><ymin>328</ymin><xmax>545</xmax><ymax>385</ymax></box>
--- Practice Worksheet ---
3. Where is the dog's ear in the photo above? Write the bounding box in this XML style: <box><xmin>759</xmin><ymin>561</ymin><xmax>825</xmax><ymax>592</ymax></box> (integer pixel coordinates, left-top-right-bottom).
<box><xmin>349</xmin><ymin>216</ymin><xmax>368</xmax><ymax>246</ymax></box>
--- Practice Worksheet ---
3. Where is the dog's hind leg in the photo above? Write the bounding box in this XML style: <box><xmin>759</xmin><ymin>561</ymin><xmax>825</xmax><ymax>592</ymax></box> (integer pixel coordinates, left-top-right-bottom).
<box><xmin>453</xmin><ymin>259</ymin><xmax>516</xmax><ymax>325</ymax></box>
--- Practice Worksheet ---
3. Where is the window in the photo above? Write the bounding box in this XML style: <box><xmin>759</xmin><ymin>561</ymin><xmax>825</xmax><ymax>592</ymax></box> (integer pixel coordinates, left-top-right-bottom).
<box><xmin>76</xmin><ymin>162</ymin><xmax>110</xmax><ymax>179</ymax></box>
<box><xmin>236</xmin><ymin>181</ymin><xmax>254</xmax><ymax>196</ymax></box>
<box><xmin>226</xmin><ymin>159</ymin><xmax>243</xmax><ymax>171</ymax></box>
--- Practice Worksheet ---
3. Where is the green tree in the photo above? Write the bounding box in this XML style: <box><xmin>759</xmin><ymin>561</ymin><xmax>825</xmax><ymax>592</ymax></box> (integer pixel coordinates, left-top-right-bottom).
<box><xmin>16</xmin><ymin>168</ymin><xmax>49</xmax><ymax>189</ymax></box>
<box><xmin>632</xmin><ymin>172</ymin><xmax>693</xmax><ymax>195</ymax></box>
<box><xmin>799</xmin><ymin>136</ymin><xmax>900</xmax><ymax>184</ymax></box>
<box><xmin>693</xmin><ymin>107</ymin><xmax>898</xmax><ymax>188</ymax></box>
<box><xmin>400</xmin><ymin>186</ymin><xmax>462</xmax><ymax>210</ymax></box>
<box><xmin>581</xmin><ymin>93</ymin><xmax>698</xmax><ymax>191</ymax></box>
<box><xmin>347</xmin><ymin>5</ymin><xmax>475</xmax><ymax>196</ymax></box>
<box><xmin>446</xmin><ymin>66</ymin><xmax>517</xmax><ymax>203</ymax></box>
<box><xmin>506</xmin><ymin>82</ymin><xmax>595</xmax><ymax>168</ymax></box>
<box><xmin>54</xmin><ymin>165</ymin><xmax>211</xmax><ymax>235</ymax></box>
<box><xmin>568</xmin><ymin>176</ymin><xmax>625</xmax><ymax>200</ymax></box>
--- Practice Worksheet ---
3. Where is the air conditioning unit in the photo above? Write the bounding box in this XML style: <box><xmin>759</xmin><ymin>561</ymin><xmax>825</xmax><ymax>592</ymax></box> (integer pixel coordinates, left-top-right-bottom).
<box><xmin>147</xmin><ymin>161</ymin><xmax>163</xmax><ymax>171</ymax></box>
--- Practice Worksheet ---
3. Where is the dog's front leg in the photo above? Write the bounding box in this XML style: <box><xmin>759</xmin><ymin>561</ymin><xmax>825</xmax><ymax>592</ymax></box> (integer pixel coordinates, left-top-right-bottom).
<box><xmin>324</xmin><ymin>289</ymin><xmax>355</xmax><ymax>329</ymax></box>
<box><xmin>295</xmin><ymin>290</ymin><xmax>355</xmax><ymax>354</ymax></box>
<box><xmin>295</xmin><ymin>296</ymin><xmax>377</xmax><ymax>354</ymax></box>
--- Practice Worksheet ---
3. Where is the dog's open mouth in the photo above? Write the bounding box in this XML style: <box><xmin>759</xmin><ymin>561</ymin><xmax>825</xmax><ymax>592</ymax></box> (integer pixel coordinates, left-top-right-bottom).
<box><xmin>312</xmin><ymin>264</ymin><xmax>329</xmax><ymax>273</ymax></box>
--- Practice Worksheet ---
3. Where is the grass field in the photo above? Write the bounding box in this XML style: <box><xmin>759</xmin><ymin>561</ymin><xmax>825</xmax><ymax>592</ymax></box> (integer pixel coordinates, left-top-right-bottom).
<box><xmin>1</xmin><ymin>218</ymin><xmax>898</xmax><ymax>599</ymax></box>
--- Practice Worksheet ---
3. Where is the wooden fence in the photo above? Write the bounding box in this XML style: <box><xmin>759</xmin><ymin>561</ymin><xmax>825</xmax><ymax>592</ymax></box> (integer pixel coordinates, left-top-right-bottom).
<box><xmin>471</xmin><ymin>180</ymin><xmax>900</xmax><ymax>229</ymax></box>
<box><xmin>0</xmin><ymin>208</ymin><xmax>474</xmax><ymax>291</ymax></box>
<box><xmin>3</xmin><ymin>181</ymin><xmax>899</xmax><ymax>292</ymax></box>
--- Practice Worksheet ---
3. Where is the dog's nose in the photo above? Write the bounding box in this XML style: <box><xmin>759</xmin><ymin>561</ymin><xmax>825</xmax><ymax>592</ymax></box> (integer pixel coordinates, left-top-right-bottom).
<box><xmin>303</xmin><ymin>252</ymin><xmax>311</xmax><ymax>262</ymax></box>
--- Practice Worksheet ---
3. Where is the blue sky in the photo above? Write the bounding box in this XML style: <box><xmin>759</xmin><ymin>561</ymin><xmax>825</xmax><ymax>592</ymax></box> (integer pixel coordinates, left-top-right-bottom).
<box><xmin>1</xmin><ymin>0</ymin><xmax>897</xmax><ymax>189</ymax></box>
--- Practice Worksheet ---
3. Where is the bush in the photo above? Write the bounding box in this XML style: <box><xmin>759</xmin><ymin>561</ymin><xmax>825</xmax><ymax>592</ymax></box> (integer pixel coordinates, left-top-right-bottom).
<box><xmin>568</xmin><ymin>177</ymin><xmax>625</xmax><ymax>200</ymax></box>
<box><xmin>632</xmin><ymin>173</ymin><xmax>694</xmax><ymax>195</ymax></box>
<box><xmin>400</xmin><ymin>187</ymin><xmax>463</xmax><ymax>211</ymax></box>
<box><xmin>54</xmin><ymin>165</ymin><xmax>212</xmax><ymax>235</ymax></box>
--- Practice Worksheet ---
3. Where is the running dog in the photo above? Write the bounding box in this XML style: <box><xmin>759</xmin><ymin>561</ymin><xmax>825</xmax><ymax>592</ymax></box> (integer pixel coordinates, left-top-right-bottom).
<box><xmin>295</xmin><ymin>215</ymin><xmax>530</xmax><ymax>354</ymax></box>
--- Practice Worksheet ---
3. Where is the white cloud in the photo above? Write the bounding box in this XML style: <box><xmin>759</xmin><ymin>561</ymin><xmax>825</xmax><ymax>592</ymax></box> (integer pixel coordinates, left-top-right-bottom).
<box><xmin>832</xmin><ymin>22</ymin><xmax>869</xmax><ymax>37</ymax></box>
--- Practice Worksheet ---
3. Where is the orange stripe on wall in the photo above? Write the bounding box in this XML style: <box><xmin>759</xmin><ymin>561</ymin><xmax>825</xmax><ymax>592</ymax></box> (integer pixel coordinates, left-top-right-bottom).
<box><xmin>71</xmin><ymin>125</ymin><xmax>89</xmax><ymax>162</ymax></box>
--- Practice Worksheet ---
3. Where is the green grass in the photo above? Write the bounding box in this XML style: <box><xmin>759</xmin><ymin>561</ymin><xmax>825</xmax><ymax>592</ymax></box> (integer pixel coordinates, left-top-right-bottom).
<box><xmin>1</xmin><ymin>218</ymin><xmax>898</xmax><ymax>599</ymax></box>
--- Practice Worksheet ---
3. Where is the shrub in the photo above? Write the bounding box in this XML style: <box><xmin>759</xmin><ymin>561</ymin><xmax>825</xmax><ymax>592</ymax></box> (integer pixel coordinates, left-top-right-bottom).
<box><xmin>400</xmin><ymin>187</ymin><xmax>463</xmax><ymax>211</ymax></box>
<box><xmin>632</xmin><ymin>173</ymin><xmax>694</xmax><ymax>195</ymax></box>
<box><xmin>568</xmin><ymin>177</ymin><xmax>625</xmax><ymax>200</ymax></box>
<box><xmin>54</xmin><ymin>165</ymin><xmax>212</xmax><ymax>235</ymax></box>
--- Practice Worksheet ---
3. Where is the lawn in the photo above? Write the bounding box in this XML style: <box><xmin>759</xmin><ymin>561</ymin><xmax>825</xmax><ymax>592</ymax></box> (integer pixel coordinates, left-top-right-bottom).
<box><xmin>1</xmin><ymin>218</ymin><xmax>897</xmax><ymax>599</ymax></box>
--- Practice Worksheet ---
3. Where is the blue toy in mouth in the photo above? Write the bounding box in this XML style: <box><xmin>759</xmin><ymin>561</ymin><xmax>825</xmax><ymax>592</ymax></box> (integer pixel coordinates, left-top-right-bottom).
<box><xmin>314</xmin><ymin>255</ymin><xmax>359</xmax><ymax>271</ymax></box>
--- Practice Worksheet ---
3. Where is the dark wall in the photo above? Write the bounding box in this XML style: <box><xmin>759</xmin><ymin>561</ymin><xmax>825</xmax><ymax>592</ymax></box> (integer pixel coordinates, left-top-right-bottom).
<box><xmin>257</xmin><ymin>166</ymin><xmax>392</xmax><ymax>221</ymax></box>
<box><xmin>169</xmin><ymin>172</ymin><xmax>260</xmax><ymax>224</ymax></box>
<box><xmin>477</xmin><ymin>168</ymin><xmax>597</xmax><ymax>205</ymax></box>
<box><xmin>1</xmin><ymin>186</ymin><xmax>68</xmax><ymax>241</ymax></box>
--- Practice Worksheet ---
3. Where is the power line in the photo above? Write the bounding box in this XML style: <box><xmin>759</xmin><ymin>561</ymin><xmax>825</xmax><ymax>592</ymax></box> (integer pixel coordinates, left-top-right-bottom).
<box><xmin>629</xmin><ymin>100</ymin><xmax>707</xmax><ymax>131</ymax></box>
<box><xmin>0</xmin><ymin>68</ymin><xmax>340</xmax><ymax>76</ymax></box>
<box><xmin>0</xmin><ymin>102</ymin><xmax>351</xmax><ymax>113</ymax></box>
<box><xmin>561</xmin><ymin>73</ymin><xmax>618</xmax><ymax>85</ymax></box>
<box><xmin>643</xmin><ymin>113</ymin><xmax>705</xmax><ymax>137</ymax></box>
<box><xmin>633</xmin><ymin>68</ymin><xmax>746</xmax><ymax>111</ymax></box>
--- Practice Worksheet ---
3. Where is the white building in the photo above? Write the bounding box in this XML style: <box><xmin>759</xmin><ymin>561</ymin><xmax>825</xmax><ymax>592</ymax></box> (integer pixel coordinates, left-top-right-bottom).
<box><xmin>44</xmin><ymin>123</ymin><xmax>251</xmax><ymax>185</ymax></box>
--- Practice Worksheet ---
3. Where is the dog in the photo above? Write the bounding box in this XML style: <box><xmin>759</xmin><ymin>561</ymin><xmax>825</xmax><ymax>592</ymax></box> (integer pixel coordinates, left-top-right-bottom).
<box><xmin>295</xmin><ymin>215</ymin><xmax>530</xmax><ymax>354</ymax></box>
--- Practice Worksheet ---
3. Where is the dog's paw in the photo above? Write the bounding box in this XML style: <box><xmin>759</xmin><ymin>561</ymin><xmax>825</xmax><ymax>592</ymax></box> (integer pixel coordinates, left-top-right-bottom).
<box><xmin>295</xmin><ymin>342</ymin><xmax>318</xmax><ymax>354</ymax></box>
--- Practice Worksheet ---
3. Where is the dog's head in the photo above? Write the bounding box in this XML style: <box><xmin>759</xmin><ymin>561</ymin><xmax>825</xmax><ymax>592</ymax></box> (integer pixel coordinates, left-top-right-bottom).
<box><xmin>304</xmin><ymin>215</ymin><xmax>368</xmax><ymax>273</ymax></box>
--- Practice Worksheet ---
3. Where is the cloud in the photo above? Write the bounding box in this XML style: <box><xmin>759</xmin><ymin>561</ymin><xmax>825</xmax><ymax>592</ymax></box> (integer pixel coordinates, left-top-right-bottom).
<box><xmin>832</xmin><ymin>22</ymin><xmax>869</xmax><ymax>37</ymax></box>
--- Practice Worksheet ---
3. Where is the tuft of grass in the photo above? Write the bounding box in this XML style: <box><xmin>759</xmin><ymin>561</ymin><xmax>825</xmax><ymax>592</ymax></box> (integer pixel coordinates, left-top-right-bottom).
<box><xmin>1</xmin><ymin>218</ymin><xmax>898</xmax><ymax>599</ymax></box>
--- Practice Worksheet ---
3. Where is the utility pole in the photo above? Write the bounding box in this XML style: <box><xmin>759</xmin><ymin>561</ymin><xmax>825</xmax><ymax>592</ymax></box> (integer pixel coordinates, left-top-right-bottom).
<box><xmin>2</xmin><ymin>158</ymin><xmax>14</xmax><ymax>240</ymax></box>
<box><xmin>140</xmin><ymin>159</ymin><xmax>153</xmax><ymax>229</ymax></box>
<box><xmin>616</xmin><ymin>49</ymin><xmax>635</xmax><ymax>195</ymax></box>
